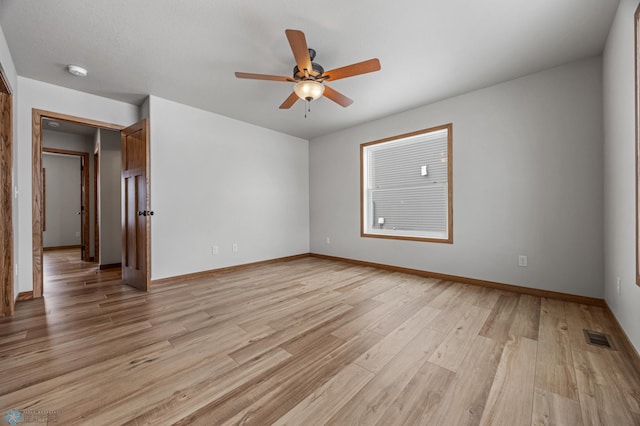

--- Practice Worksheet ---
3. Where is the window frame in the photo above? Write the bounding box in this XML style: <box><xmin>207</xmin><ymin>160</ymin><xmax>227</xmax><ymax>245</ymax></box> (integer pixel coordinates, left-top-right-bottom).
<box><xmin>360</xmin><ymin>123</ymin><xmax>453</xmax><ymax>244</ymax></box>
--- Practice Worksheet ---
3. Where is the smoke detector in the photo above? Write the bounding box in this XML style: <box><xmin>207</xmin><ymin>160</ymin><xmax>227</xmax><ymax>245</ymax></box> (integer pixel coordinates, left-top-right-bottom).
<box><xmin>67</xmin><ymin>65</ymin><xmax>88</xmax><ymax>77</ymax></box>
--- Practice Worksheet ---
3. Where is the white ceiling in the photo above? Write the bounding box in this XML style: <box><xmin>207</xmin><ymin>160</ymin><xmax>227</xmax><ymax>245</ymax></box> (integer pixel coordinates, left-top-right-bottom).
<box><xmin>0</xmin><ymin>0</ymin><xmax>619</xmax><ymax>140</ymax></box>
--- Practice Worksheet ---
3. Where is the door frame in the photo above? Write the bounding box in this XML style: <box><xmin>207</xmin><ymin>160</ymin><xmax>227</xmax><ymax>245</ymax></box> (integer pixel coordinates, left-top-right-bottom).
<box><xmin>32</xmin><ymin>109</ymin><xmax>124</xmax><ymax>297</ymax></box>
<box><xmin>0</xmin><ymin>67</ymin><xmax>13</xmax><ymax>317</ymax></box>
<box><xmin>42</xmin><ymin>147</ymin><xmax>90</xmax><ymax>259</ymax></box>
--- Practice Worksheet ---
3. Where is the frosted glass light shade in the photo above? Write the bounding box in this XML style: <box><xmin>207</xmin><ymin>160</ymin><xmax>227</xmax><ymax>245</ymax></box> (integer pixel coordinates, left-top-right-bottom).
<box><xmin>294</xmin><ymin>80</ymin><xmax>325</xmax><ymax>101</ymax></box>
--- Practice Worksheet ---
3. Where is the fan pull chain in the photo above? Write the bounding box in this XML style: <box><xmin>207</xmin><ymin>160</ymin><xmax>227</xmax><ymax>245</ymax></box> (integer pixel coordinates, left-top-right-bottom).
<box><xmin>304</xmin><ymin>99</ymin><xmax>310</xmax><ymax>118</ymax></box>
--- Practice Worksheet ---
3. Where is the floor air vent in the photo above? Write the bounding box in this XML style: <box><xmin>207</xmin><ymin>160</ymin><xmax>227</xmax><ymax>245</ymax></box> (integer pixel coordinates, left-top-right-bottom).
<box><xmin>584</xmin><ymin>329</ymin><xmax>615</xmax><ymax>350</ymax></box>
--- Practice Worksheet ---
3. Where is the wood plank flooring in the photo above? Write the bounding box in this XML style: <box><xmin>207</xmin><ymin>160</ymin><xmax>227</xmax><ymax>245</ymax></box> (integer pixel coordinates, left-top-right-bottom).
<box><xmin>0</xmin><ymin>248</ymin><xmax>639</xmax><ymax>425</ymax></box>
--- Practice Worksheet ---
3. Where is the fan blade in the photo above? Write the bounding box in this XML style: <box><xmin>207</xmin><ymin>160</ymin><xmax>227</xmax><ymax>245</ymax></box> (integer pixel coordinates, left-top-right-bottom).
<box><xmin>279</xmin><ymin>92</ymin><xmax>299</xmax><ymax>109</ymax></box>
<box><xmin>235</xmin><ymin>72</ymin><xmax>293</xmax><ymax>82</ymax></box>
<box><xmin>323</xmin><ymin>85</ymin><xmax>353</xmax><ymax>107</ymax></box>
<box><xmin>324</xmin><ymin>58</ymin><xmax>381</xmax><ymax>81</ymax></box>
<box><xmin>285</xmin><ymin>29</ymin><xmax>312</xmax><ymax>75</ymax></box>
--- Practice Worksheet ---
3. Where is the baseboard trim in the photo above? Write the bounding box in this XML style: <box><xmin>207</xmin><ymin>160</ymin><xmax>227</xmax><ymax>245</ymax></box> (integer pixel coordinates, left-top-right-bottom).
<box><xmin>99</xmin><ymin>263</ymin><xmax>121</xmax><ymax>270</ymax></box>
<box><xmin>150</xmin><ymin>253</ymin><xmax>310</xmax><ymax>287</ymax></box>
<box><xmin>309</xmin><ymin>253</ymin><xmax>606</xmax><ymax>307</ymax></box>
<box><xmin>43</xmin><ymin>245</ymin><xmax>81</xmax><ymax>251</ymax></box>
<box><xmin>16</xmin><ymin>291</ymin><xmax>33</xmax><ymax>301</ymax></box>
<box><xmin>603</xmin><ymin>301</ymin><xmax>640</xmax><ymax>376</ymax></box>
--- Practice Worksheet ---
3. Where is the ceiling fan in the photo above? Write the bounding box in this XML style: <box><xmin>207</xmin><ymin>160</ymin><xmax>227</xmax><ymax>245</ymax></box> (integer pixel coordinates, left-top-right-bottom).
<box><xmin>235</xmin><ymin>29</ymin><xmax>381</xmax><ymax>110</ymax></box>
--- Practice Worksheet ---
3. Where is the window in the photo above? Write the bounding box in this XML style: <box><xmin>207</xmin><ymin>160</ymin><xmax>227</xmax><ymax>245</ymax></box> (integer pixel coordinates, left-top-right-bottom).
<box><xmin>361</xmin><ymin>123</ymin><xmax>452</xmax><ymax>243</ymax></box>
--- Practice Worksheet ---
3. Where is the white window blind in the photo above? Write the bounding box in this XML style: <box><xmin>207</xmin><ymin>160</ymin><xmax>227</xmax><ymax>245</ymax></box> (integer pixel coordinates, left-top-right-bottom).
<box><xmin>371</xmin><ymin>185</ymin><xmax>447</xmax><ymax>233</ymax></box>
<box><xmin>362</xmin><ymin>125</ymin><xmax>451</xmax><ymax>241</ymax></box>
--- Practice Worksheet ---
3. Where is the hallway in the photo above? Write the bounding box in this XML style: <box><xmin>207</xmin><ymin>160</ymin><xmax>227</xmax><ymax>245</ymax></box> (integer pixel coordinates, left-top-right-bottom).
<box><xmin>42</xmin><ymin>248</ymin><xmax>124</xmax><ymax>298</ymax></box>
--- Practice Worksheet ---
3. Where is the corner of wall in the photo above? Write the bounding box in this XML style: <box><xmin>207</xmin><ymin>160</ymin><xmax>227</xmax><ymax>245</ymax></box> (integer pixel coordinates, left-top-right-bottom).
<box><xmin>140</xmin><ymin>96</ymin><xmax>150</xmax><ymax>120</ymax></box>
<box><xmin>602</xmin><ymin>0</ymin><xmax>640</xmax><ymax>354</ymax></box>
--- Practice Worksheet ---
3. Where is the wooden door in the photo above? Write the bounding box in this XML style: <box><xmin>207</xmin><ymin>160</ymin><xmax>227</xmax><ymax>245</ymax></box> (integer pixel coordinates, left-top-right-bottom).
<box><xmin>121</xmin><ymin>119</ymin><xmax>150</xmax><ymax>291</ymax></box>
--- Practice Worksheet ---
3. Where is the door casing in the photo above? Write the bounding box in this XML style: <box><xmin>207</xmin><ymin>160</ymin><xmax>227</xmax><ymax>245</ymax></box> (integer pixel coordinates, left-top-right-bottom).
<box><xmin>0</xmin><ymin>67</ymin><xmax>13</xmax><ymax>317</ymax></box>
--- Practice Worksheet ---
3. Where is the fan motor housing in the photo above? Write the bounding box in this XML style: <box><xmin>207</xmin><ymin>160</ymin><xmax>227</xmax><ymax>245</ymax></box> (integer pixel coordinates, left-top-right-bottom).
<box><xmin>293</xmin><ymin>48</ymin><xmax>324</xmax><ymax>80</ymax></box>
<box><xmin>293</xmin><ymin>62</ymin><xmax>324</xmax><ymax>80</ymax></box>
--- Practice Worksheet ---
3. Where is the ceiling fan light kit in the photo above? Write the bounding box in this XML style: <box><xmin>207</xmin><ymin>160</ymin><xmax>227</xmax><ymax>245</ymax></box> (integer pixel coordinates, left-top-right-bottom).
<box><xmin>235</xmin><ymin>29</ymin><xmax>381</xmax><ymax>114</ymax></box>
<box><xmin>294</xmin><ymin>80</ymin><xmax>324</xmax><ymax>101</ymax></box>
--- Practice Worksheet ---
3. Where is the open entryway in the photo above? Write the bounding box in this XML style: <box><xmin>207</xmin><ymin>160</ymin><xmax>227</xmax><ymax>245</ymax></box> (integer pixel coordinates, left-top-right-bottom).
<box><xmin>31</xmin><ymin>110</ymin><xmax>150</xmax><ymax>298</ymax></box>
<box><xmin>42</xmin><ymin>147</ymin><xmax>89</xmax><ymax>261</ymax></box>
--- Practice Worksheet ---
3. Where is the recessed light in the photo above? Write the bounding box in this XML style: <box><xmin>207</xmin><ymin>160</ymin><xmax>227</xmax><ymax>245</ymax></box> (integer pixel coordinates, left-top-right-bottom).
<box><xmin>67</xmin><ymin>64</ymin><xmax>88</xmax><ymax>77</ymax></box>
<box><xmin>47</xmin><ymin>121</ymin><xmax>60</xmax><ymax>128</ymax></box>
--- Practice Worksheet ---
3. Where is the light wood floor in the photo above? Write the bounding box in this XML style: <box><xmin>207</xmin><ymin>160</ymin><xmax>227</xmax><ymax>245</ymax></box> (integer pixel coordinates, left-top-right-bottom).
<box><xmin>1</xmin><ymin>249</ymin><xmax>639</xmax><ymax>425</ymax></box>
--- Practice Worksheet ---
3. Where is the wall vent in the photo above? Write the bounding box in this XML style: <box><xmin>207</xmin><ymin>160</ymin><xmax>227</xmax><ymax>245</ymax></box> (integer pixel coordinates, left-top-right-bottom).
<box><xmin>584</xmin><ymin>329</ymin><xmax>615</xmax><ymax>350</ymax></box>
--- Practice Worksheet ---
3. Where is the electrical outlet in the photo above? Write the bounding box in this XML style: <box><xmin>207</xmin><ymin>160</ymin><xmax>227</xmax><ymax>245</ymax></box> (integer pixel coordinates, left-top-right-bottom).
<box><xmin>212</xmin><ymin>245</ymin><xmax>219</xmax><ymax>255</ymax></box>
<box><xmin>75</xmin><ymin>231</ymin><xmax>81</xmax><ymax>237</ymax></box>
<box><xmin>325</xmin><ymin>237</ymin><xmax>330</xmax><ymax>244</ymax></box>
<box><xmin>232</xmin><ymin>243</ymin><xmax>238</xmax><ymax>253</ymax></box>
<box><xmin>518</xmin><ymin>255</ymin><xmax>528</xmax><ymax>267</ymax></box>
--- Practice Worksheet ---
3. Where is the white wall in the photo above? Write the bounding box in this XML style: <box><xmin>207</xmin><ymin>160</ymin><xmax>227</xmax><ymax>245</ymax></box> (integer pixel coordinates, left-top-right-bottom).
<box><xmin>43</xmin><ymin>128</ymin><xmax>94</xmax><ymax>150</ymax></box>
<box><xmin>42</xmin><ymin>129</ymin><xmax>96</xmax><ymax>257</ymax></box>
<box><xmin>98</xmin><ymin>129</ymin><xmax>122</xmax><ymax>265</ymax></box>
<box><xmin>16</xmin><ymin>77</ymin><xmax>139</xmax><ymax>292</ymax></box>
<box><xmin>603</xmin><ymin>0</ymin><xmax>640</xmax><ymax>353</ymax></box>
<box><xmin>42</xmin><ymin>154</ymin><xmax>81</xmax><ymax>247</ymax></box>
<box><xmin>148</xmin><ymin>96</ymin><xmax>309</xmax><ymax>280</ymax></box>
<box><xmin>310</xmin><ymin>56</ymin><xmax>604</xmax><ymax>298</ymax></box>
<box><xmin>0</xmin><ymin>22</ymin><xmax>19</xmax><ymax>300</ymax></box>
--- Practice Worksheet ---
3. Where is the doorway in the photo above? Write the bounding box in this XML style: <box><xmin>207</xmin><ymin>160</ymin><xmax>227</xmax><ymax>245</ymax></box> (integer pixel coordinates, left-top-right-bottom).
<box><xmin>32</xmin><ymin>110</ymin><xmax>150</xmax><ymax>298</ymax></box>
<box><xmin>42</xmin><ymin>147</ymin><xmax>89</xmax><ymax>260</ymax></box>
